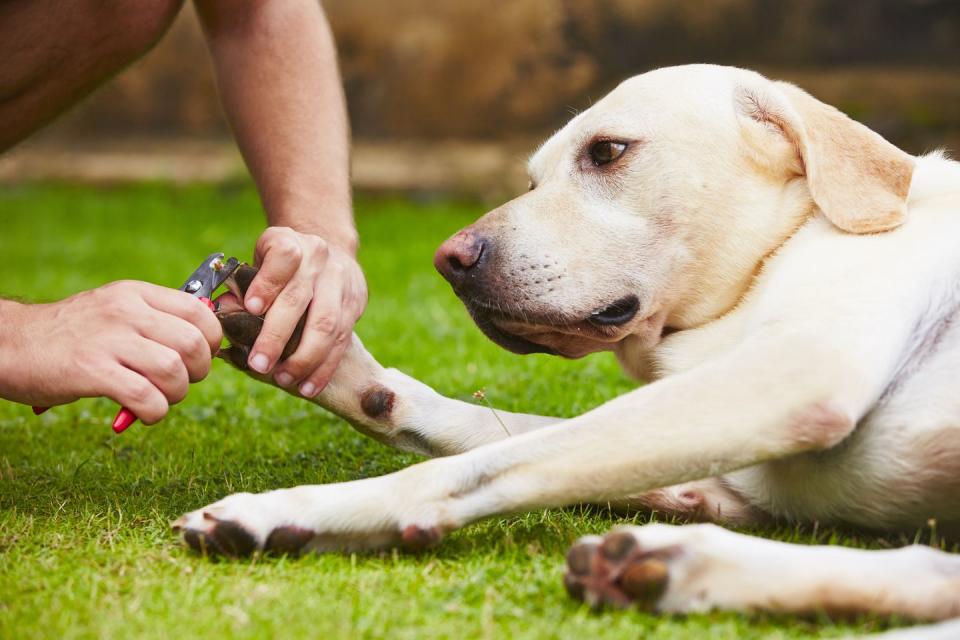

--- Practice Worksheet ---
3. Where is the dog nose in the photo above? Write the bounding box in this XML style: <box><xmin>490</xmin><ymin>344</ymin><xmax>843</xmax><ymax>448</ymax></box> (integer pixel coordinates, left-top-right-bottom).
<box><xmin>434</xmin><ymin>230</ymin><xmax>487</xmax><ymax>286</ymax></box>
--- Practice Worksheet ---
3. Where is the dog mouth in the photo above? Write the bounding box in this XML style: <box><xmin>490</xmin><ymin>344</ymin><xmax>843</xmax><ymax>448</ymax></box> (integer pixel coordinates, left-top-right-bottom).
<box><xmin>587</xmin><ymin>295</ymin><xmax>640</xmax><ymax>327</ymax></box>
<box><xmin>464</xmin><ymin>305</ymin><xmax>558</xmax><ymax>355</ymax></box>
<box><xmin>461</xmin><ymin>294</ymin><xmax>642</xmax><ymax>356</ymax></box>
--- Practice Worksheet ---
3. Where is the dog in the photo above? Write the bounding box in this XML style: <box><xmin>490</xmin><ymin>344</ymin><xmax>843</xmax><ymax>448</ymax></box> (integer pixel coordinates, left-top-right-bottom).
<box><xmin>174</xmin><ymin>64</ymin><xmax>960</xmax><ymax>633</ymax></box>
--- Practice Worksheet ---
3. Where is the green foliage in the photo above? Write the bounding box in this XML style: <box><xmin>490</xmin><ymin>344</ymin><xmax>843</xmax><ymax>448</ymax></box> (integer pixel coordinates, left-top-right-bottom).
<box><xmin>0</xmin><ymin>183</ymin><xmax>916</xmax><ymax>638</ymax></box>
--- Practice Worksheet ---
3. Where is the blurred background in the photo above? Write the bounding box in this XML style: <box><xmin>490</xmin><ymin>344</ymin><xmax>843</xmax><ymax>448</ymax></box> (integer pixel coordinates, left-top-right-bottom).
<box><xmin>1</xmin><ymin>0</ymin><xmax>958</xmax><ymax>198</ymax></box>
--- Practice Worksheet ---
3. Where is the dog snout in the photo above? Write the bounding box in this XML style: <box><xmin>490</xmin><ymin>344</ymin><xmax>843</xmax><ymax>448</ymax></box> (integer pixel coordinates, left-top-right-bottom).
<box><xmin>434</xmin><ymin>230</ymin><xmax>488</xmax><ymax>288</ymax></box>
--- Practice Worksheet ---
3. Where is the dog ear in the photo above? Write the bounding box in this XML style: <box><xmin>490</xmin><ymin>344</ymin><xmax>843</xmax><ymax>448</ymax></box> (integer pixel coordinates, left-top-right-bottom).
<box><xmin>735</xmin><ymin>81</ymin><xmax>914</xmax><ymax>234</ymax></box>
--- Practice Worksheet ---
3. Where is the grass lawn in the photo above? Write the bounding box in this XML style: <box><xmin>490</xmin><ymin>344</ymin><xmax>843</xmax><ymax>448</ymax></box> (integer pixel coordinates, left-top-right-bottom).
<box><xmin>0</xmin><ymin>182</ymin><xmax>938</xmax><ymax>639</ymax></box>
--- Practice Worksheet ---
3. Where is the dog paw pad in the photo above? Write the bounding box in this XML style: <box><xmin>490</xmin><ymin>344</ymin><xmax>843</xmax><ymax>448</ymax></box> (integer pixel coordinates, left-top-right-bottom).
<box><xmin>264</xmin><ymin>525</ymin><xmax>316</xmax><ymax>556</ymax></box>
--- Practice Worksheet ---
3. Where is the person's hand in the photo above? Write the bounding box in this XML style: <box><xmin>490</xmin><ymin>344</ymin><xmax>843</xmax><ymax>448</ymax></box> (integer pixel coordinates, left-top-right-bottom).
<box><xmin>241</xmin><ymin>226</ymin><xmax>367</xmax><ymax>397</ymax></box>
<box><xmin>0</xmin><ymin>281</ymin><xmax>222</xmax><ymax>424</ymax></box>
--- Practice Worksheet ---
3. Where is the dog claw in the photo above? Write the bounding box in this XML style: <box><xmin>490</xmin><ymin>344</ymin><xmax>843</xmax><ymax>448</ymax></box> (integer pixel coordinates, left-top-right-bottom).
<box><xmin>227</xmin><ymin>264</ymin><xmax>258</xmax><ymax>298</ymax></box>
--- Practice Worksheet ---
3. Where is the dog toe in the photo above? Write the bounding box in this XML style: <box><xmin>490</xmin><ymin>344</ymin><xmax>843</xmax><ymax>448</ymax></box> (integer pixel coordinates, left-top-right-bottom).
<box><xmin>217</xmin><ymin>311</ymin><xmax>264</xmax><ymax>349</ymax></box>
<box><xmin>175</xmin><ymin>513</ymin><xmax>260</xmax><ymax>558</ymax></box>
<box><xmin>263</xmin><ymin>525</ymin><xmax>316</xmax><ymax>556</ymax></box>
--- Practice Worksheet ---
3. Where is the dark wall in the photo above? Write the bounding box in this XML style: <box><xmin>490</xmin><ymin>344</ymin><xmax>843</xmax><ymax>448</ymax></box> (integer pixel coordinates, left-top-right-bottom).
<box><xmin>33</xmin><ymin>0</ymin><xmax>960</xmax><ymax>153</ymax></box>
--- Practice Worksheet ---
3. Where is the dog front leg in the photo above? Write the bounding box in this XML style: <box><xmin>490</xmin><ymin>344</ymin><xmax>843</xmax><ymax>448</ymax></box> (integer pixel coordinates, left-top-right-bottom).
<box><xmin>291</xmin><ymin>334</ymin><xmax>561</xmax><ymax>456</ymax></box>
<box><xmin>174</xmin><ymin>325</ymin><xmax>896</xmax><ymax>557</ymax></box>
<box><xmin>217</xmin><ymin>289</ymin><xmax>558</xmax><ymax>455</ymax></box>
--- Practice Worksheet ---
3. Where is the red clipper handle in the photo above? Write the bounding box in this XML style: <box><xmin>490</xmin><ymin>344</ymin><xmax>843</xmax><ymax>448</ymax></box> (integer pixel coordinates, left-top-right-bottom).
<box><xmin>110</xmin><ymin>296</ymin><xmax>215</xmax><ymax>434</ymax></box>
<box><xmin>38</xmin><ymin>297</ymin><xmax>217</xmax><ymax>434</ymax></box>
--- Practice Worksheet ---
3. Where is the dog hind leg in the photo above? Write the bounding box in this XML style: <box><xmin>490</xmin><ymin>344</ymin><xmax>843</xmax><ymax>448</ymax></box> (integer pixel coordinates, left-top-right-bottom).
<box><xmin>565</xmin><ymin>523</ymin><xmax>960</xmax><ymax>622</ymax></box>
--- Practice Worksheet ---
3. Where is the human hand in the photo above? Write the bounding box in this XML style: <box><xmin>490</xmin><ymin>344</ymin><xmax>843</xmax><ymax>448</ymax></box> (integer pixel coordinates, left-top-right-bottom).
<box><xmin>241</xmin><ymin>227</ymin><xmax>367</xmax><ymax>397</ymax></box>
<box><xmin>0</xmin><ymin>281</ymin><xmax>222</xmax><ymax>423</ymax></box>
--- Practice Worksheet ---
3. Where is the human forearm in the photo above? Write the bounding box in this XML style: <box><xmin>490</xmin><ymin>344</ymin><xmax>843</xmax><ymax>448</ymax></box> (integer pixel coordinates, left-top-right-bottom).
<box><xmin>0</xmin><ymin>299</ymin><xmax>30</xmax><ymax>401</ymax></box>
<box><xmin>196</xmin><ymin>0</ymin><xmax>355</xmax><ymax>251</ymax></box>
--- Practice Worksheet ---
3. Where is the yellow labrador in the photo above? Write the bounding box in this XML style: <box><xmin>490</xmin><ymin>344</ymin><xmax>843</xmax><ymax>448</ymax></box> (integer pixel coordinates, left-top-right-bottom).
<box><xmin>175</xmin><ymin>65</ymin><xmax>960</xmax><ymax>632</ymax></box>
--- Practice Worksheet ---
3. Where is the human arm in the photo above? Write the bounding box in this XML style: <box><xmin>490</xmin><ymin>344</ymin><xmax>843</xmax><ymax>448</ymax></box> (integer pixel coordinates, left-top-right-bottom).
<box><xmin>196</xmin><ymin>0</ymin><xmax>364</xmax><ymax>397</ymax></box>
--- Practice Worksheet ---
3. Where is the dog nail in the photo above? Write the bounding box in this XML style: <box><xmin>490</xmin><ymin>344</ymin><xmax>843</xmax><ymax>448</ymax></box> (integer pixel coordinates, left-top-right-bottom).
<box><xmin>275</xmin><ymin>372</ymin><xmax>293</xmax><ymax>387</ymax></box>
<box><xmin>249</xmin><ymin>353</ymin><xmax>271</xmax><ymax>373</ymax></box>
<box><xmin>246</xmin><ymin>296</ymin><xmax>264</xmax><ymax>315</ymax></box>
<box><xmin>299</xmin><ymin>382</ymin><xmax>317</xmax><ymax>397</ymax></box>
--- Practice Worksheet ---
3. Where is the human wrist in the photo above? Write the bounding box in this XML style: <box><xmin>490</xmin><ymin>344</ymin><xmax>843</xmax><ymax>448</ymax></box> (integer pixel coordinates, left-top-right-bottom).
<box><xmin>0</xmin><ymin>300</ymin><xmax>31</xmax><ymax>401</ymax></box>
<box><xmin>266</xmin><ymin>196</ymin><xmax>358</xmax><ymax>255</ymax></box>
<box><xmin>0</xmin><ymin>298</ymin><xmax>27</xmax><ymax>353</ymax></box>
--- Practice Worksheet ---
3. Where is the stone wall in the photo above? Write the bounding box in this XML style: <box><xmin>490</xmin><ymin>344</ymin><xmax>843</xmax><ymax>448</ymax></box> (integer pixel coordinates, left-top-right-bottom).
<box><xmin>26</xmin><ymin>0</ymin><xmax>960</xmax><ymax>155</ymax></box>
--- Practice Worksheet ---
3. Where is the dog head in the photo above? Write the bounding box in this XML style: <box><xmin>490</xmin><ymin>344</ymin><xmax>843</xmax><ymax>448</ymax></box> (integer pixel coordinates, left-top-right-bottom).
<box><xmin>435</xmin><ymin>65</ymin><xmax>914</xmax><ymax>361</ymax></box>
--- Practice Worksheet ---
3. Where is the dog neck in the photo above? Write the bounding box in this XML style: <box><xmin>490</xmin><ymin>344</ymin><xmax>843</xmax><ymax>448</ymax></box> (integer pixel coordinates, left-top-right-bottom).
<box><xmin>615</xmin><ymin>178</ymin><xmax>817</xmax><ymax>382</ymax></box>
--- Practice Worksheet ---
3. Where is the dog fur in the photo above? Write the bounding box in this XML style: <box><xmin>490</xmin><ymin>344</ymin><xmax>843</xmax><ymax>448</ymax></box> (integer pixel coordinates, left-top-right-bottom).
<box><xmin>174</xmin><ymin>65</ymin><xmax>960</xmax><ymax>628</ymax></box>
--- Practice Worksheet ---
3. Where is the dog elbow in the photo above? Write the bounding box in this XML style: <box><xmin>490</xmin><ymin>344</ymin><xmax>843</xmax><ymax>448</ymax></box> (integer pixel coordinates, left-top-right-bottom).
<box><xmin>786</xmin><ymin>400</ymin><xmax>856</xmax><ymax>451</ymax></box>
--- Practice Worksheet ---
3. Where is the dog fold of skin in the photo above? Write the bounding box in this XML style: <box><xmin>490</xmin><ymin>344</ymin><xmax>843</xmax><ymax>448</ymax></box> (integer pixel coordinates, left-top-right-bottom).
<box><xmin>174</xmin><ymin>65</ymin><xmax>960</xmax><ymax>627</ymax></box>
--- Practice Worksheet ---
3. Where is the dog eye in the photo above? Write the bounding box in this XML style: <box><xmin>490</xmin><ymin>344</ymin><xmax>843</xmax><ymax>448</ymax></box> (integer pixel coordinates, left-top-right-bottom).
<box><xmin>588</xmin><ymin>140</ymin><xmax>628</xmax><ymax>167</ymax></box>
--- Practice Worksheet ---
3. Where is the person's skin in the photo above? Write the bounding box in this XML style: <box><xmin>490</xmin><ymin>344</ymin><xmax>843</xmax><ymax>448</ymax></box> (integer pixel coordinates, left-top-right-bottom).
<box><xmin>0</xmin><ymin>285</ymin><xmax>222</xmax><ymax>424</ymax></box>
<box><xmin>0</xmin><ymin>0</ymin><xmax>364</xmax><ymax>420</ymax></box>
<box><xmin>196</xmin><ymin>1</ymin><xmax>365</xmax><ymax>398</ymax></box>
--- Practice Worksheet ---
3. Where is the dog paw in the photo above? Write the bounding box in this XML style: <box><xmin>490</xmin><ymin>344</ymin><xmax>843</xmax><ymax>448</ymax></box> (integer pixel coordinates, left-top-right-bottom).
<box><xmin>172</xmin><ymin>492</ymin><xmax>315</xmax><ymax>557</ymax></box>
<box><xmin>564</xmin><ymin>523</ymin><xmax>741</xmax><ymax>613</ymax></box>
<box><xmin>172</xmin><ymin>485</ymin><xmax>448</xmax><ymax>558</ymax></box>
<box><xmin>215</xmin><ymin>265</ymin><xmax>305</xmax><ymax>370</ymax></box>
<box><xmin>564</xmin><ymin>529</ymin><xmax>674</xmax><ymax>609</ymax></box>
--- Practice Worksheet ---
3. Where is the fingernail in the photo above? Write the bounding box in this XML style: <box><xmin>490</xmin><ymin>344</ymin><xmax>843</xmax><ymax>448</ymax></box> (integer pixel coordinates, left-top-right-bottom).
<box><xmin>246</xmin><ymin>296</ymin><xmax>264</xmax><ymax>315</ymax></box>
<box><xmin>299</xmin><ymin>381</ymin><xmax>317</xmax><ymax>398</ymax></box>
<box><xmin>275</xmin><ymin>372</ymin><xmax>293</xmax><ymax>387</ymax></box>
<box><xmin>249</xmin><ymin>352</ymin><xmax>271</xmax><ymax>373</ymax></box>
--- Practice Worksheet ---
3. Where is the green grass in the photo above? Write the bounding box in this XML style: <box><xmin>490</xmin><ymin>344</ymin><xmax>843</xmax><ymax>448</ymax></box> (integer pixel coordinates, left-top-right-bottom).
<box><xmin>0</xmin><ymin>181</ymin><xmax>933</xmax><ymax>639</ymax></box>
